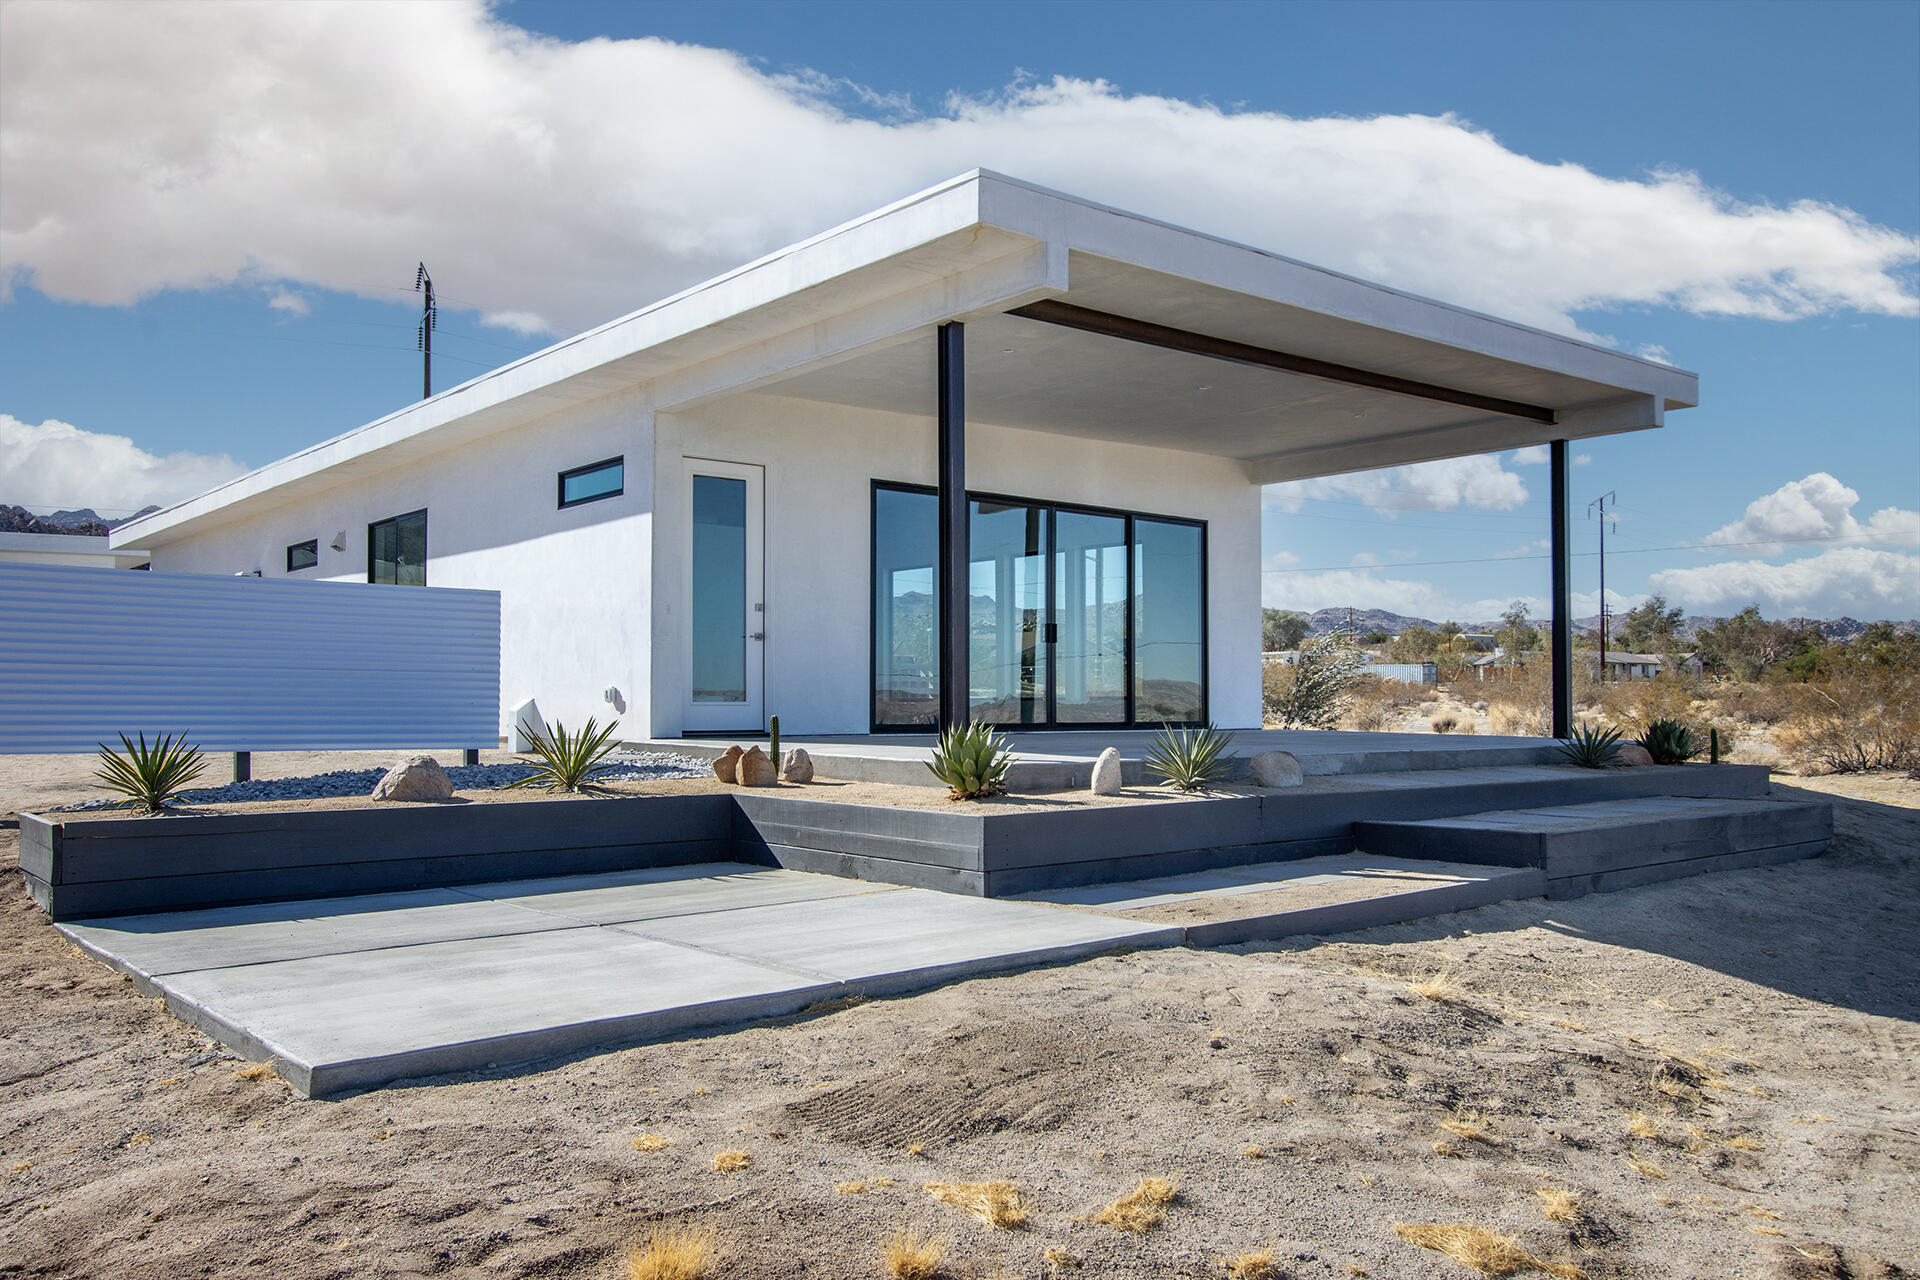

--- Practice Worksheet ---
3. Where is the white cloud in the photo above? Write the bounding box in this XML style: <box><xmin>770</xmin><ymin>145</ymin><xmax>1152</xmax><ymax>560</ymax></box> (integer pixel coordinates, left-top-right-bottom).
<box><xmin>0</xmin><ymin>413</ymin><xmax>246</xmax><ymax>514</ymax></box>
<box><xmin>1651</xmin><ymin>547</ymin><xmax>1920</xmax><ymax>619</ymax></box>
<box><xmin>1266</xmin><ymin>454</ymin><xmax>1529</xmax><ymax>515</ymax></box>
<box><xmin>1266</xmin><ymin>549</ymin><xmax>1301</xmax><ymax>568</ymax></box>
<box><xmin>2</xmin><ymin>2</ymin><xmax>1915</xmax><ymax>336</ymax></box>
<box><xmin>267</xmin><ymin>288</ymin><xmax>309</xmax><ymax>317</ymax></box>
<box><xmin>1574</xmin><ymin>453</ymin><xmax>1592</xmax><ymax>466</ymax></box>
<box><xmin>1635</xmin><ymin>343</ymin><xmax>1674</xmax><ymax>365</ymax></box>
<box><xmin>1700</xmin><ymin>472</ymin><xmax>1920</xmax><ymax>556</ymax></box>
<box><xmin>1509</xmin><ymin>445</ymin><xmax>1549</xmax><ymax>466</ymax></box>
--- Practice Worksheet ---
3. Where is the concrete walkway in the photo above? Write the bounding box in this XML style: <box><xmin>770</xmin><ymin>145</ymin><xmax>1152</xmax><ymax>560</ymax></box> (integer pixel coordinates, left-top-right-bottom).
<box><xmin>60</xmin><ymin>863</ymin><xmax>1183</xmax><ymax>1098</ymax></box>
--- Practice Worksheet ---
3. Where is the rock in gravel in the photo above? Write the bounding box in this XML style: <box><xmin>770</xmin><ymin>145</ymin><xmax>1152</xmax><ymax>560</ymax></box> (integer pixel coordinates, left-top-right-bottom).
<box><xmin>1089</xmin><ymin>747</ymin><xmax>1124</xmax><ymax>795</ymax></box>
<box><xmin>781</xmin><ymin>748</ymin><xmax>815</xmax><ymax>784</ymax></box>
<box><xmin>713</xmin><ymin>745</ymin><xmax>743</xmax><ymax>784</ymax></box>
<box><xmin>1616</xmin><ymin>743</ymin><xmax>1655</xmax><ymax>767</ymax></box>
<box><xmin>1250</xmin><ymin>749</ymin><xmax>1304</xmax><ymax>788</ymax></box>
<box><xmin>738</xmin><ymin>745</ymin><xmax>777</xmax><ymax>787</ymax></box>
<box><xmin>371</xmin><ymin>756</ymin><xmax>455</xmax><ymax>802</ymax></box>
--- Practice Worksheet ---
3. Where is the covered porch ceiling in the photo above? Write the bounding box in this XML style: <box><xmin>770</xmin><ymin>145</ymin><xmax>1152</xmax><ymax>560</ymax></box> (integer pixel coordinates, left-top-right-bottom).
<box><xmin>756</xmin><ymin>251</ymin><xmax>1698</xmax><ymax>485</ymax></box>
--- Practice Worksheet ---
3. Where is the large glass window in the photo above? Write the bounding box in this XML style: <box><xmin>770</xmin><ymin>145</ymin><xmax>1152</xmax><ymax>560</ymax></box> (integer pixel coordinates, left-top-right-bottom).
<box><xmin>1054</xmin><ymin>510</ymin><xmax>1129</xmax><ymax>723</ymax></box>
<box><xmin>367</xmin><ymin>509</ymin><xmax>427</xmax><ymax>586</ymax></box>
<box><xmin>872</xmin><ymin>487</ymin><xmax>940</xmax><ymax>727</ymax></box>
<box><xmin>1133</xmin><ymin>518</ymin><xmax>1205</xmax><ymax>723</ymax></box>
<box><xmin>969</xmin><ymin>500</ymin><xmax>1047</xmax><ymax>725</ymax></box>
<box><xmin>871</xmin><ymin>485</ymin><xmax>1205</xmax><ymax>729</ymax></box>
<box><xmin>691</xmin><ymin>475</ymin><xmax>748</xmax><ymax>703</ymax></box>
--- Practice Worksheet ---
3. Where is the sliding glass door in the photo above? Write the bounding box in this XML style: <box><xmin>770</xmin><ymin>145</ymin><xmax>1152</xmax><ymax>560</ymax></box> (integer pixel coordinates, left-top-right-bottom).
<box><xmin>871</xmin><ymin>484</ymin><xmax>1205</xmax><ymax>730</ymax></box>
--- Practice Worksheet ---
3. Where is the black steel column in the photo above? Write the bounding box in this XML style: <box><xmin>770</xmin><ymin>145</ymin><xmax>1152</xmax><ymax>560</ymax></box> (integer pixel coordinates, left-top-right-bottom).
<box><xmin>1549</xmin><ymin>439</ymin><xmax>1573</xmax><ymax>739</ymax></box>
<box><xmin>937</xmin><ymin>322</ymin><xmax>969</xmax><ymax>730</ymax></box>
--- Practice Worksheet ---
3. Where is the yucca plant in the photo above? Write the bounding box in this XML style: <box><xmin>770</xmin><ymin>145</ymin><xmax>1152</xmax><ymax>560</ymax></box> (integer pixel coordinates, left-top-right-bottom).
<box><xmin>926</xmin><ymin>720</ymin><xmax>1014</xmax><ymax>799</ymax></box>
<box><xmin>1560</xmin><ymin>723</ymin><xmax>1624</xmax><ymax>769</ymax></box>
<box><xmin>1640</xmin><ymin>718</ymin><xmax>1701</xmax><ymax>766</ymax></box>
<box><xmin>507</xmin><ymin>717</ymin><xmax>622</xmax><ymax>792</ymax></box>
<box><xmin>92</xmin><ymin>731</ymin><xmax>209</xmax><ymax>814</ymax></box>
<box><xmin>1145</xmin><ymin>722</ymin><xmax>1235</xmax><ymax>791</ymax></box>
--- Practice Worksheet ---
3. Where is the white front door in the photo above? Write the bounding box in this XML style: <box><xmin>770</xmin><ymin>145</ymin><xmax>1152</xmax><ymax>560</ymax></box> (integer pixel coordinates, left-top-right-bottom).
<box><xmin>682</xmin><ymin>459</ymin><xmax>765</xmax><ymax>732</ymax></box>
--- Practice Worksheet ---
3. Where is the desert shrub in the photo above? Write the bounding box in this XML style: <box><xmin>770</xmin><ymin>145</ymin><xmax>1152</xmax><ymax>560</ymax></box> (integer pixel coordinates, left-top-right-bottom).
<box><xmin>1640</xmin><ymin>718</ymin><xmax>1701</xmax><ymax>765</ymax></box>
<box><xmin>509</xmin><ymin>717</ymin><xmax>623</xmax><ymax>792</ymax></box>
<box><xmin>92</xmin><ymin>731</ymin><xmax>209</xmax><ymax>814</ymax></box>
<box><xmin>1774</xmin><ymin>659</ymin><xmax>1920</xmax><ymax>773</ymax></box>
<box><xmin>926</xmin><ymin>720</ymin><xmax>1014</xmax><ymax>799</ymax></box>
<box><xmin>1560</xmin><ymin>723</ymin><xmax>1624</xmax><ymax>768</ymax></box>
<box><xmin>1338</xmin><ymin>674</ymin><xmax>1423</xmax><ymax>732</ymax></box>
<box><xmin>1430</xmin><ymin>713</ymin><xmax>1459</xmax><ymax>734</ymax></box>
<box><xmin>1145</xmin><ymin>722</ymin><xmax>1235</xmax><ymax>791</ymax></box>
<box><xmin>1490</xmin><ymin>702</ymin><xmax>1549</xmax><ymax>736</ymax></box>
<box><xmin>1593</xmin><ymin>675</ymin><xmax>1701</xmax><ymax>737</ymax></box>
<box><xmin>1264</xmin><ymin>631</ymin><xmax>1366</xmax><ymax>729</ymax></box>
<box><xmin>1712</xmin><ymin>680</ymin><xmax>1796</xmax><ymax>726</ymax></box>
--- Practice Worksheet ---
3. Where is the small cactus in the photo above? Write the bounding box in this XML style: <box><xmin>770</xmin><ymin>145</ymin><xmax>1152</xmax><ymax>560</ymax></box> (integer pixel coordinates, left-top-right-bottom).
<box><xmin>769</xmin><ymin>714</ymin><xmax>780</xmax><ymax>767</ymax></box>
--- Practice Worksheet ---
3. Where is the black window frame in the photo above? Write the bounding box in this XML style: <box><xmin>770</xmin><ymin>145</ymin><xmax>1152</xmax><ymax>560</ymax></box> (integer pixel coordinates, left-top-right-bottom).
<box><xmin>366</xmin><ymin>508</ymin><xmax>428</xmax><ymax>586</ymax></box>
<box><xmin>285</xmin><ymin>538</ymin><xmax>319</xmax><ymax>573</ymax></box>
<box><xmin>868</xmin><ymin>480</ymin><xmax>1208</xmax><ymax>733</ymax></box>
<box><xmin>558</xmin><ymin>456</ymin><xmax>625</xmax><ymax>509</ymax></box>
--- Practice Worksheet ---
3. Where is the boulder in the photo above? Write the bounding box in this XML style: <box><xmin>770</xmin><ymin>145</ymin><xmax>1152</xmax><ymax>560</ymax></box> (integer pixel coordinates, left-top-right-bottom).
<box><xmin>1250</xmin><ymin>749</ymin><xmax>1304</xmax><ymax>789</ymax></box>
<box><xmin>781</xmin><ymin>747</ymin><xmax>815</xmax><ymax>784</ymax></box>
<box><xmin>1089</xmin><ymin>747</ymin><xmax>1124</xmax><ymax>796</ymax></box>
<box><xmin>712</xmin><ymin>744</ymin><xmax>743</xmax><ymax>784</ymax></box>
<box><xmin>738</xmin><ymin>745</ymin><xmax>777</xmax><ymax>787</ymax></box>
<box><xmin>371</xmin><ymin>755</ymin><xmax>455</xmax><ymax>802</ymax></box>
<box><xmin>1617</xmin><ymin>743</ymin><xmax>1655</xmax><ymax>767</ymax></box>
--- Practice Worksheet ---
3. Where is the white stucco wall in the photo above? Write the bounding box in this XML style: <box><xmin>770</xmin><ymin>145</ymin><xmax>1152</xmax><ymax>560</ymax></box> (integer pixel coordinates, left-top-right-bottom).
<box><xmin>652</xmin><ymin>392</ymin><xmax>1260</xmax><ymax>736</ymax></box>
<box><xmin>145</xmin><ymin>389</ymin><xmax>655</xmax><ymax>739</ymax></box>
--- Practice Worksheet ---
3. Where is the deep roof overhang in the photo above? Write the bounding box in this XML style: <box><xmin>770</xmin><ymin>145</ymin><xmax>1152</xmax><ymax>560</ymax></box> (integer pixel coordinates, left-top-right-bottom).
<box><xmin>116</xmin><ymin>171</ymin><xmax>1697</xmax><ymax>549</ymax></box>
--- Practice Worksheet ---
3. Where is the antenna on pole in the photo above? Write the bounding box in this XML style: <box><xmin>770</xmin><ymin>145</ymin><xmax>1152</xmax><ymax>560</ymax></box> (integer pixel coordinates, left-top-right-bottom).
<box><xmin>1587</xmin><ymin>491</ymin><xmax>1617</xmax><ymax>681</ymax></box>
<box><xmin>415</xmin><ymin>263</ymin><xmax>436</xmax><ymax>399</ymax></box>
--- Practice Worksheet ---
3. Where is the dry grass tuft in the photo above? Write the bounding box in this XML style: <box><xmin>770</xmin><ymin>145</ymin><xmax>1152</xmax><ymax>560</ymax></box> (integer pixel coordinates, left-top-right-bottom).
<box><xmin>1727</xmin><ymin>1135</ymin><xmax>1763</xmax><ymax>1151</ymax></box>
<box><xmin>624</xmin><ymin>1223</ymin><xmax>716</xmax><ymax>1280</ymax></box>
<box><xmin>1042</xmin><ymin>1247</ymin><xmax>1082</xmax><ymax>1270</ymax></box>
<box><xmin>1094</xmin><ymin>1178</ymin><xmax>1178</xmax><ymax>1233</ymax></box>
<box><xmin>1223</xmin><ymin>1249</ymin><xmax>1277</xmax><ymax>1278</ymax></box>
<box><xmin>1535</xmin><ymin>1186</ymin><xmax>1579</xmax><ymax>1222</ymax></box>
<box><xmin>235</xmin><ymin>1063</ymin><xmax>274</xmax><ymax>1082</ymax></box>
<box><xmin>631</xmin><ymin>1134</ymin><xmax>671</xmax><ymax>1152</ymax></box>
<box><xmin>1751</xmin><ymin>1225</ymin><xmax>1786</xmax><ymax>1237</ymax></box>
<box><xmin>1626</xmin><ymin>1113</ymin><xmax>1660</xmax><ymax>1140</ymax></box>
<box><xmin>907</xmin><ymin>1142</ymin><xmax>926</xmax><ymax>1157</ymax></box>
<box><xmin>882</xmin><ymin>1228</ymin><xmax>945</xmax><ymax>1280</ymax></box>
<box><xmin>710</xmin><ymin>1149</ymin><xmax>751</xmax><ymax>1173</ymax></box>
<box><xmin>922</xmin><ymin>1180</ymin><xmax>1029</xmax><ymax>1230</ymax></box>
<box><xmin>1242</xmin><ymin>1145</ymin><xmax>1265</xmax><ymax>1159</ymax></box>
<box><xmin>837</xmin><ymin>1181</ymin><xmax>868</xmax><ymax>1195</ymax></box>
<box><xmin>1431</xmin><ymin>1139</ymin><xmax>1463</xmax><ymax>1158</ymax></box>
<box><xmin>1439</xmin><ymin>1114</ymin><xmax>1503</xmax><ymax>1146</ymax></box>
<box><xmin>1393</xmin><ymin>1223</ymin><xmax>1582</xmax><ymax>1278</ymax></box>
<box><xmin>1626</xmin><ymin>1158</ymin><xmax>1668</xmax><ymax>1180</ymax></box>
<box><xmin>1744</xmin><ymin>1205</ymin><xmax>1781</xmax><ymax>1221</ymax></box>
<box><xmin>1409</xmin><ymin>972</ymin><xmax>1464</xmax><ymax>1003</ymax></box>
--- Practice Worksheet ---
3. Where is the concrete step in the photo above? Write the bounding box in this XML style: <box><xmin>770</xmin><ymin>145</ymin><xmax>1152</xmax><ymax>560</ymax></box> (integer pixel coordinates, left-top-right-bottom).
<box><xmin>1353</xmin><ymin>796</ymin><xmax>1832</xmax><ymax>900</ymax></box>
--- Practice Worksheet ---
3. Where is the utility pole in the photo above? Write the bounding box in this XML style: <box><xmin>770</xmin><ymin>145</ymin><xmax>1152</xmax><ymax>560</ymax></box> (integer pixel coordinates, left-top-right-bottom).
<box><xmin>415</xmin><ymin>263</ymin><xmax>437</xmax><ymax>399</ymax></box>
<box><xmin>1588</xmin><ymin>491</ymin><xmax>1617</xmax><ymax>682</ymax></box>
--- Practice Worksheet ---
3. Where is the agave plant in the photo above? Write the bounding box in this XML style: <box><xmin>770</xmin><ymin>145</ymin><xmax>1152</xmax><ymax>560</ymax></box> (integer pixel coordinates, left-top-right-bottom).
<box><xmin>507</xmin><ymin>717</ymin><xmax>623</xmax><ymax>792</ymax></box>
<box><xmin>1145</xmin><ymin>722</ymin><xmax>1235</xmax><ymax>792</ymax></box>
<box><xmin>1559</xmin><ymin>723</ymin><xmax>1624</xmax><ymax>769</ymax></box>
<box><xmin>92</xmin><ymin>731</ymin><xmax>209</xmax><ymax>814</ymax></box>
<box><xmin>1640</xmin><ymin>718</ymin><xmax>1701</xmax><ymax>766</ymax></box>
<box><xmin>926</xmin><ymin>720</ymin><xmax>1014</xmax><ymax>800</ymax></box>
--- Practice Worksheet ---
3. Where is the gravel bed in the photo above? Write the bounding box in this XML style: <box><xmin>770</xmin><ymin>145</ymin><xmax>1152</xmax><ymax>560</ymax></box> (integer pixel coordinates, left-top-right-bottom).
<box><xmin>59</xmin><ymin>751</ymin><xmax>711</xmax><ymax>811</ymax></box>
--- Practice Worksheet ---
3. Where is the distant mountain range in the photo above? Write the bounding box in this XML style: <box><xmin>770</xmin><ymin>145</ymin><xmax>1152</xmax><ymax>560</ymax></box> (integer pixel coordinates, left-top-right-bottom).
<box><xmin>0</xmin><ymin>504</ymin><xmax>162</xmax><ymax>536</ymax></box>
<box><xmin>1295</xmin><ymin>606</ymin><xmax>1917</xmax><ymax>641</ymax></box>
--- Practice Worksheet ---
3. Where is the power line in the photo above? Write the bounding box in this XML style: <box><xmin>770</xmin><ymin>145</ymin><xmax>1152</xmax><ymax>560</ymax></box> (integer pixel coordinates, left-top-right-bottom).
<box><xmin>1259</xmin><ymin>529</ymin><xmax>1913</xmax><ymax>574</ymax></box>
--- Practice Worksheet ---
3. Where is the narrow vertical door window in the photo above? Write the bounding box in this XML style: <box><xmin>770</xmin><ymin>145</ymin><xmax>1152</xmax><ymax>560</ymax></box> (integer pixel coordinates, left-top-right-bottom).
<box><xmin>969</xmin><ymin>500</ymin><xmax>1047</xmax><ymax>725</ymax></box>
<box><xmin>1133</xmin><ymin>518</ymin><xmax>1204</xmax><ymax>723</ymax></box>
<box><xmin>690</xmin><ymin>475</ymin><xmax>748</xmax><ymax>703</ymax></box>
<box><xmin>872</xmin><ymin>487</ymin><xmax>940</xmax><ymax>727</ymax></box>
<box><xmin>1053</xmin><ymin>510</ymin><xmax>1129</xmax><ymax>722</ymax></box>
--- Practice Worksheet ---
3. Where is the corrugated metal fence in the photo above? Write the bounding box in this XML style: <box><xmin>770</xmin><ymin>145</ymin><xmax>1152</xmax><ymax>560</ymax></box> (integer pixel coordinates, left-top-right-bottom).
<box><xmin>0</xmin><ymin>564</ymin><xmax>499</xmax><ymax>753</ymax></box>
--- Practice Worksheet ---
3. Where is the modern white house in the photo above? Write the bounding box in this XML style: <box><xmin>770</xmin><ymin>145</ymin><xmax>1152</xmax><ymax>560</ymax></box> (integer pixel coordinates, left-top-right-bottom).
<box><xmin>112</xmin><ymin>172</ymin><xmax>1697</xmax><ymax>742</ymax></box>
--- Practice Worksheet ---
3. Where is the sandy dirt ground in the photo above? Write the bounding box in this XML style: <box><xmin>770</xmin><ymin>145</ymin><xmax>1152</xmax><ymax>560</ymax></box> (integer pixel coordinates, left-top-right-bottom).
<box><xmin>2</xmin><ymin>774</ymin><xmax>1915</xmax><ymax>1279</ymax></box>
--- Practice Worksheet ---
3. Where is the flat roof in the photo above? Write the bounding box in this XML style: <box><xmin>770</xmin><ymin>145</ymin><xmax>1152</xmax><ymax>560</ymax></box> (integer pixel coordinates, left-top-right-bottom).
<box><xmin>117</xmin><ymin>171</ymin><xmax>1697</xmax><ymax>549</ymax></box>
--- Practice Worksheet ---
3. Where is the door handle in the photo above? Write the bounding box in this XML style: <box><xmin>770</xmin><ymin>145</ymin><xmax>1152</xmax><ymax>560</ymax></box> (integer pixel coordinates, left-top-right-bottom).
<box><xmin>750</xmin><ymin>632</ymin><xmax>765</xmax><ymax>641</ymax></box>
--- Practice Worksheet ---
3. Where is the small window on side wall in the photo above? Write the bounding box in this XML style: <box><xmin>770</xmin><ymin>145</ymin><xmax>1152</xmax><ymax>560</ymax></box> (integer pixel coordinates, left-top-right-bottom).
<box><xmin>286</xmin><ymin>539</ymin><xmax>319</xmax><ymax>572</ymax></box>
<box><xmin>368</xmin><ymin>509</ymin><xmax>427</xmax><ymax>585</ymax></box>
<box><xmin>559</xmin><ymin>456</ymin><xmax>624</xmax><ymax>509</ymax></box>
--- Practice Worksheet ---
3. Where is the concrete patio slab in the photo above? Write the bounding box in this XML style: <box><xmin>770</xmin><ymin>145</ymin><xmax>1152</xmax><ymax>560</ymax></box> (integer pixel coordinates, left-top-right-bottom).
<box><xmin>62</xmin><ymin>888</ymin><xmax>567</xmax><ymax>976</ymax></box>
<box><xmin>60</xmin><ymin>862</ymin><xmax>1182</xmax><ymax>1097</ymax></box>
<box><xmin>463</xmin><ymin>862</ymin><xmax>887</xmax><ymax>925</ymax></box>
<box><xmin>616</xmin><ymin>888</ymin><xmax>1184</xmax><ymax>991</ymax></box>
<box><xmin>154</xmin><ymin>925</ymin><xmax>838</xmax><ymax>1097</ymax></box>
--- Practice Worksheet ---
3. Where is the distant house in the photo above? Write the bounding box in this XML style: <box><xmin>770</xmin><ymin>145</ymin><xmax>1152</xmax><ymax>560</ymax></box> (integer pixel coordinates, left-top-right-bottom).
<box><xmin>1455</xmin><ymin>632</ymin><xmax>1498</xmax><ymax>652</ymax></box>
<box><xmin>1586</xmin><ymin>651</ymin><xmax>1702</xmax><ymax>681</ymax></box>
<box><xmin>0</xmin><ymin>532</ymin><xmax>149</xmax><ymax>570</ymax></box>
<box><xmin>1469</xmin><ymin>649</ymin><xmax>1544</xmax><ymax>681</ymax></box>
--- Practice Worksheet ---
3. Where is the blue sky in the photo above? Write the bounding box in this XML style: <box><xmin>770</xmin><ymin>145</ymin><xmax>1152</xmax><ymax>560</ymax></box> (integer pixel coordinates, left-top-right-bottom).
<box><xmin>2</xmin><ymin>0</ymin><xmax>1915</xmax><ymax>622</ymax></box>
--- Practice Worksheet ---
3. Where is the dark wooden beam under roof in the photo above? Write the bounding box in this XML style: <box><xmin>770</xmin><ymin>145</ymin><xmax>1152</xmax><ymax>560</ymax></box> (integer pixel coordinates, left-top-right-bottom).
<box><xmin>1008</xmin><ymin>299</ymin><xmax>1558</xmax><ymax>426</ymax></box>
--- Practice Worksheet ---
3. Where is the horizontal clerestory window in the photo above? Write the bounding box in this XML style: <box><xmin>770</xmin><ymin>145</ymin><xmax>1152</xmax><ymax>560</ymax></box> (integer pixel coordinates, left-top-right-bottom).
<box><xmin>558</xmin><ymin>456</ymin><xmax>624</xmax><ymax>508</ymax></box>
<box><xmin>285</xmin><ymin>539</ymin><xmax>318</xmax><ymax>572</ymax></box>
